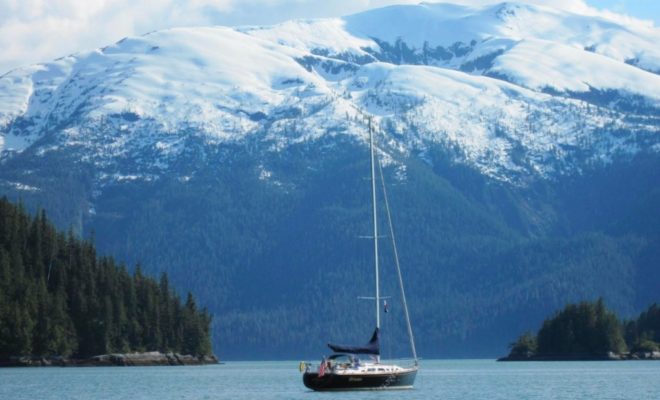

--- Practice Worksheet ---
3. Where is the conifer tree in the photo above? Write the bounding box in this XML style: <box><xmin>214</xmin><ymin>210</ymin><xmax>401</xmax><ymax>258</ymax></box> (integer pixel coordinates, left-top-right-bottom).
<box><xmin>0</xmin><ymin>197</ymin><xmax>214</xmax><ymax>359</ymax></box>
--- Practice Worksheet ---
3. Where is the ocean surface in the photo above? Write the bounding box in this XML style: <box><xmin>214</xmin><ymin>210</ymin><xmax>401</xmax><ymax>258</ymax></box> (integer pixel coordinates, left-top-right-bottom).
<box><xmin>1</xmin><ymin>359</ymin><xmax>658</xmax><ymax>400</ymax></box>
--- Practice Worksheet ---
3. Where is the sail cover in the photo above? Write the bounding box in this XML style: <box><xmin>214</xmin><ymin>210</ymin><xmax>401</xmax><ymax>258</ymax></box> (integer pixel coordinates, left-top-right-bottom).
<box><xmin>328</xmin><ymin>328</ymin><xmax>380</xmax><ymax>355</ymax></box>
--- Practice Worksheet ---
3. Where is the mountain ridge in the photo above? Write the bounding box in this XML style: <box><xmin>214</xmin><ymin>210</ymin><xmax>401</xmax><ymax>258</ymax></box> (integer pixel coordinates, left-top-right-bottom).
<box><xmin>1</xmin><ymin>1</ymin><xmax>659</xmax><ymax>184</ymax></box>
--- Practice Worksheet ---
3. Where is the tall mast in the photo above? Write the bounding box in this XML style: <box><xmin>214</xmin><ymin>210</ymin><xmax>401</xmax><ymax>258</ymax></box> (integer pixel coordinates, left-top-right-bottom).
<box><xmin>370</xmin><ymin>120</ymin><xmax>380</xmax><ymax>330</ymax></box>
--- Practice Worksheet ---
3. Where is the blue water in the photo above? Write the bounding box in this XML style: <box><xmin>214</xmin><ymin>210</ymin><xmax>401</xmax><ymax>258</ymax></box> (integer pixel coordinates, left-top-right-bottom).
<box><xmin>1</xmin><ymin>360</ymin><xmax>659</xmax><ymax>399</ymax></box>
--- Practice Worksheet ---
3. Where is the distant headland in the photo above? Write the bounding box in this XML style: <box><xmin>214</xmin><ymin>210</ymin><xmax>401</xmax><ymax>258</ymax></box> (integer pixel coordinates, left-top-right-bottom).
<box><xmin>499</xmin><ymin>299</ymin><xmax>660</xmax><ymax>361</ymax></box>
<box><xmin>0</xmin><ymin>198</ymin><xmax>217</xmax><ymax>366</ymax></box>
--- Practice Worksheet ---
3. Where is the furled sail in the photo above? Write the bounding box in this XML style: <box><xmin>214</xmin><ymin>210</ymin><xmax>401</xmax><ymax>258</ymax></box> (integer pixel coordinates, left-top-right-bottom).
<box><xmin>327</xmin><ymin>328</ymin><xmax>380</xmax><ymax>355</ymax></box>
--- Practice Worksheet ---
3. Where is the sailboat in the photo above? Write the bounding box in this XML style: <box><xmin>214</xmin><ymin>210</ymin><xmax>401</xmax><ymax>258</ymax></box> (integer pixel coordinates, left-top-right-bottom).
<box><xmin>300</xmin><ymin>122</ymin><xmax>419</xmax><ymax>391</ymax></box>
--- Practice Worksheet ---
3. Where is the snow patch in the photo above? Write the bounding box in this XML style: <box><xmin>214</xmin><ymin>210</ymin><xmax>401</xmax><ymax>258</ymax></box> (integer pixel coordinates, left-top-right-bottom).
<box><xmin>3</xmin><ymin>181</ymin><xmax>40</xmax><ymax>192</ymax></box>
<box><xmin>0</xmin><ymin>1</ymin><xmax>658</xmax><ymax>184</ymax></box>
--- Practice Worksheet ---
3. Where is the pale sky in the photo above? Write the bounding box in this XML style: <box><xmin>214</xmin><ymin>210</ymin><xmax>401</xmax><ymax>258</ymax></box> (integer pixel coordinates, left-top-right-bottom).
<box><xmin>0</xmin><ymin>0</ymin><xmax>658</xmax><ymax>74</ymax></box>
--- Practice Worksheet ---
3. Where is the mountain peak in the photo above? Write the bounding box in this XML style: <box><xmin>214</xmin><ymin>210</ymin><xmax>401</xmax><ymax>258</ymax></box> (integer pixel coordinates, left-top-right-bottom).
<box><xmin>1</xmin><ymin>1</ymin><xmax>659</xmax><ymax>183</ymax></box>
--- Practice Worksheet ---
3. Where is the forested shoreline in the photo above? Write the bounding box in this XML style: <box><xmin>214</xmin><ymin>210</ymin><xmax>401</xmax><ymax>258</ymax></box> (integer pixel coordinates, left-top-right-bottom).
<box><xmin>0</xmin><ymin>197</ymin><xmax>214</xmax><ymax>364</ymax></box>
<box><xmin>502</xmin><ymin>299</ymin><xmax>660</xmax><ymax>361</ymax></box>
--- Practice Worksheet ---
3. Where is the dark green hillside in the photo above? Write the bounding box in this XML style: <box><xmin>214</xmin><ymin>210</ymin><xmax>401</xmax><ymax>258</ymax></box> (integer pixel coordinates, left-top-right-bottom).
<box><xmin>0</xmin><ymin>197</ymin><xmax>212</xmax><ymax>359</ymax></box>
<box><xmin>0</xmin><ymin>136</ymin><xmax>658</xmax><ymax>359</ymax></box>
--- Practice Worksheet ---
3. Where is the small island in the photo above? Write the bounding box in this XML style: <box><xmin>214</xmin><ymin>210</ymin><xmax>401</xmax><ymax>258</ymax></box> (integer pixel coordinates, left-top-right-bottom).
<box><xmin>0</xmin><ymin>198</ymin><xmax>217</xmax><ymax>366</ymax></box>
<box><xmin>499</xmin><ymin>299</ymin><xmax>660</xmax><ymax>361</ymax></box>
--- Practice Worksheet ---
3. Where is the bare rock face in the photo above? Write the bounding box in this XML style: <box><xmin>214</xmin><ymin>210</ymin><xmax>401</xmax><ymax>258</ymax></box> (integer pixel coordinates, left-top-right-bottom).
<box><xmin>498</xmin><ymin>351</ymin><xmax>660</xmax><ymax>362</ymax></box>
<box><xmin>631</xmin><ymin>351</ymin><xmax>660</xmax><ymax>360</ymax></box>
<box><xmin>0</xmin><ymin>352</ymin><xmax>219</xmax><ymax>367</ymax></box>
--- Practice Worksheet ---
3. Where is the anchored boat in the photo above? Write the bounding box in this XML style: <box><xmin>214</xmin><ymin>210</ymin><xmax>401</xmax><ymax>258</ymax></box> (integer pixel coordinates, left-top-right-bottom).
<box><xmin>300</xmin><ymin>121</ymin><xmax>418</xmax><ymax>391</ymax></box>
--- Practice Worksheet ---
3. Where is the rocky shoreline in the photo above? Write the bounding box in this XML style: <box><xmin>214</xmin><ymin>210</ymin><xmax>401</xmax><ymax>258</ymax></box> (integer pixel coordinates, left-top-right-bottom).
<box><xmin>498</xmin><ymin>351</ymin><xmax>660</xmax><ymax>362</ymax></box>
<box><xmin>0</xmin><ymin>351</ymin><xmax>219</xmax><ymax>367</ymax></box>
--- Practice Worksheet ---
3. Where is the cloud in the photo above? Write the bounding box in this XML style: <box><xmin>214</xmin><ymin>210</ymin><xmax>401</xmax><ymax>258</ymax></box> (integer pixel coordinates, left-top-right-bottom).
<box><xmin>0</xmin><ymin>0</ymin><xmax>645</xmax><ymax>74</ymax></box>
<box><xmin>0</xmin><ymin>0</ymin><xmax>235</xmax><ymax>73</ymax></box>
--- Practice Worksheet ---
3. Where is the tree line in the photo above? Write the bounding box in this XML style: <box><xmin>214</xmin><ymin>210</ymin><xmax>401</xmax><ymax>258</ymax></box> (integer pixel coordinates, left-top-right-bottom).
<box><xmin>0</xmin><ymin>197</ymin><xmax>212</xmax><ymax>359</ymax></box>
<box><xmin>507</xmin><ymin>299</ymin><xmax>660</xmax><ymax>359</ymax></box>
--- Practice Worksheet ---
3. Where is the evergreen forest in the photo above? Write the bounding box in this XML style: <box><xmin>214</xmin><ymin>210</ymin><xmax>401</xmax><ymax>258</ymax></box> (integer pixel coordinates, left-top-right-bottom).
<box><xmin>0</xmin><ymin>197</ymin><xmax>212</xmax><ymax>359</ymax></box>
<box><xmin>507</xmin><ymin>299</ymin><xmax>660</xmax><ymax>359</ymax></box>
<box><xmin>1</xmin><ymin>137</ymin><xmax>658</xmax><ymax>359</ymax></box>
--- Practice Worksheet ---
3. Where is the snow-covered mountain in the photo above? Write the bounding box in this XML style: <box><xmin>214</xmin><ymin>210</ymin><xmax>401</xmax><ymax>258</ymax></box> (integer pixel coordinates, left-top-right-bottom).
<box><xmin>1</xmin><ymin>1</ymin><xmax>659</xmax><ymax>185</ymax></box>
<box><xmin>1</xmin><ymin>2</ymin><xmax>659</xmax><ymax>359</ymax></box>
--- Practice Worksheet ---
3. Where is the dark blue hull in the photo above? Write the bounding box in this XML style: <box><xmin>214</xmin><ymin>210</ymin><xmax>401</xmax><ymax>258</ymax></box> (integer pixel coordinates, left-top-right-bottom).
<box><xmin>303</xmin><ymin>368</ymin><xmax>417</xmax><ymax>391</ymax></box>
